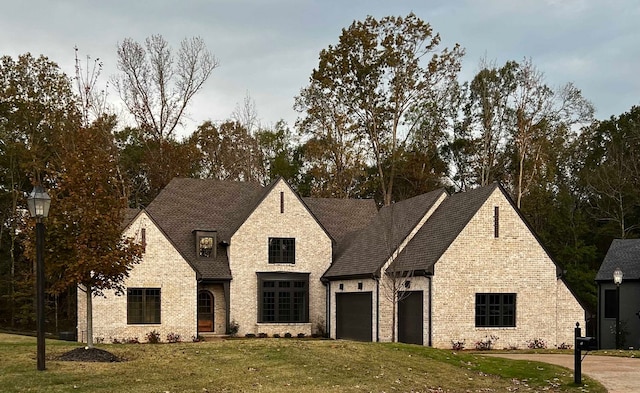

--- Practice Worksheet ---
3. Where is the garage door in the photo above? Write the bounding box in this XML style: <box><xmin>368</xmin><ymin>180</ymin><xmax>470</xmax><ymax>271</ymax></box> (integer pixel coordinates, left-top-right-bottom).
<box><xmin>336</xmin><ymin>292</ymin><xmax>372</xmax><ymax>341</ymax></box>
<box><xmin>398</xmin><ymin>291</ymin><xmax>423</xmax><ymax>345</ymax></box>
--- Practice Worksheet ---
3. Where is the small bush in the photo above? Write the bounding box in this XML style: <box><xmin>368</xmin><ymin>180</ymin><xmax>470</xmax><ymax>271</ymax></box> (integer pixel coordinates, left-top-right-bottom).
<box><xmin>451</xmin><ymin>340</ymin><xmax>465</xmax><ymax>351</ymax></box>
<box><xmin>95</xmin><ymin>337</ymin><xmax>105</xmax><ymax>344</ymax></box>
<box><xmin>273</xmin><ymin>333</ymin><xmax>281</xmax><ymax>338</ymax></box>
<box><xmin>526</xmin><ymin>338</ymin><xmax>547</xmax><ymax>349</ymax></box>
<box><xmin>315</xmin><ymin>319</ymin><xmax>327</xmax><ymax>338</ymax></box>
<box><xmin>475</xmin><ymin>335</ymin><xmax>498</xmax><ymax>350</ymax></box>
<box><xmin>284</xmin><ymin>332</ymin><xmax>292</xmax><ymax>338</ymax></box>
<box><xmin>557</xmin><ymin>342</ymin><xmax>572</xmax><ymax>350</ymax></box>
<box><xmin>227</xmin><ymin>320</ymin><xmax>239</xmax><ymax>336</ymax></box>
<box><xmin>111</xmin><ymin>337</ymin><xmax>121</xmax><ymax>344</ymax></box>
<box><xmin>245</xmin><ymin>333</ymin><xmax>256</xmax><ymax>338</ymax></box>
<box><xmin>297</xmin><ymin>333</ymin><xmax>306</xmax><ymax>338</ymax></box>
<box><xmin>191</xmin><ymin>335</ymin><xmax>204</xmax><ymax>342</ymax></box>
<box><xmin>125</xmin><ymin>337</ymin><xmax>140</xmax><ymax>344</ymax></box>
<box><xmin>166</xmin><ymin>332</ymin><xmax>181</xmax><ymax>343</ymax></box>
<box><xmin>258</xmin><ymin>332</ymin><xmax>268</xmax><ymax>338</ymax></box>
<box><xmin>146</xmin><ymin>330</ymin><xmax>161</xmax><ymax>344</ymax></box>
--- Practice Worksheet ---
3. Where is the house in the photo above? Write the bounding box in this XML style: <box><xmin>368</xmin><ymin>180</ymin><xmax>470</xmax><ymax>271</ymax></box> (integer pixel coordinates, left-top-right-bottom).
<box><xmin>78</xmin><ymin>178</ymin><xmax>585</xmax><ymax>348</ymax></box>
<box><xmin>596</xmin><ymin>239</ymin><xmax>640</xmax><ymax>349</ymax></box>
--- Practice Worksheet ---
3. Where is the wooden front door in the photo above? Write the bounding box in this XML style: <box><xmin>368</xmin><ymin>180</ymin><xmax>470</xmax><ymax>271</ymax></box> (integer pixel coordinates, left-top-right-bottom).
<box><xmin>198</xmin><ymin>291</ymin><xmax>214</xmax><ymax>332</ymax></box>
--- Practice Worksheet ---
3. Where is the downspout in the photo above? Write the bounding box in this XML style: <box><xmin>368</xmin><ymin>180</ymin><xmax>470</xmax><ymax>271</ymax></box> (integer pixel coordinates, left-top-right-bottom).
<box><xmin>428</xmin><ymin>275</ymin><xmax>433</xmax><ymax>347</ymax></box>
<box><xmin>224</xmin><ymin>281</ymin><xmax>231</xmax><ymax>334</ymax></box>
<box><xmin>376</xmin><ymin>275</ymin><xmax>380</xmax><ymax>342</ymax></box>
<box><xmin>326</xmin><ymin>281</ymin><xmax>331</xmax><ymax>338</ymax></box>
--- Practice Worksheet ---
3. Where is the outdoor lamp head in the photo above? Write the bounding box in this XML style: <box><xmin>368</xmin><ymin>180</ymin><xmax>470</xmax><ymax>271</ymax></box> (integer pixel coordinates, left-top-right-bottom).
<box><xmin>27</xmin><ymin>186</ymin><xmax>51</xmax><ymax>218</ymax></box>
<box><xmin>613</xmin><ymin>267</ymin><xmax>623</xmax><ymax>286</ymax></box>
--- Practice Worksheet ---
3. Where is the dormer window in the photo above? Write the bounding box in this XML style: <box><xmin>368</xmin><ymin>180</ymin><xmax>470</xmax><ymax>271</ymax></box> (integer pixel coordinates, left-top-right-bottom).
<box><xmin>194</xmin><ymin>230</ymin><xmax>216</xmax><ymax>259</ymax></box>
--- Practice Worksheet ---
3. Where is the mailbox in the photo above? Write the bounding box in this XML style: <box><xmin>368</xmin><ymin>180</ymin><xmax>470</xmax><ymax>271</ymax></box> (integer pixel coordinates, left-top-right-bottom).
<box><xmin>576</xmin><ymin>336</ymin><xmax>597</xmax><ymax>351</ymax></box>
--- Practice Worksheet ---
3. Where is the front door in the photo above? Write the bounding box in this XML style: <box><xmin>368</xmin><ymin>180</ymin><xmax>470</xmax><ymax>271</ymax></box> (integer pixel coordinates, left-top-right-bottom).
<box><xmin>198</xmin><ymin>291</ymin><xmax>214</xmax><ymax>332</ymax></box>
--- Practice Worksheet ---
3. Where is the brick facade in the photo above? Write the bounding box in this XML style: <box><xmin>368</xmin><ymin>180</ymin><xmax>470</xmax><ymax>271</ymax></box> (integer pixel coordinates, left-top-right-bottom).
<box><xmin>77</xmin><ymin>212</ymin><xmax>197</xmax><ymax>343</ymax></box>
<box><xmin>228</xmin><ymin>179</ymin><xmax>332</xmax><ymax>336</ymax></box>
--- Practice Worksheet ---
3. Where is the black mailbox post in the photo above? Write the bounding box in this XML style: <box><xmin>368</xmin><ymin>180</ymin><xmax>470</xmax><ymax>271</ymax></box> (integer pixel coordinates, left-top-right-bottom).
<box><xmin>574</xmin><ymin>322</ymin><xmax>597</xmax><ymax>385</ymax></box>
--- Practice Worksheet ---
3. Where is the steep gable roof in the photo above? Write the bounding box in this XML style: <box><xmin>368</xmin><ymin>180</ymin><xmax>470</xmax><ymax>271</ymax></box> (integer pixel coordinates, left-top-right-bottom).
<box><xmin>145</xmin><ymin>178</ymin><xmax>264</xmax><ymax>280</ymax></box>
<box><xmin>323</xmin><ymin>189</ymin><xmax>447</xmax><ymax>279</ymax></box>
<box><xmin>596</xmin><ymin>239</ymin><xmax>640</xmax><ymax>281</ymax></box>
<box><xmin>389</xmin><ymin>184</ymin><xmax>498</xmax><ymax>273</ymax></box>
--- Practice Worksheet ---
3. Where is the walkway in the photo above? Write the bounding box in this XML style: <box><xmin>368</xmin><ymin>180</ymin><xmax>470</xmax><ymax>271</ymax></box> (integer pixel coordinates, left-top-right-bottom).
<box><xmin>484</xmin><ymin>353</ymin><xmax>640</xmax><ymax>393</ymax></box>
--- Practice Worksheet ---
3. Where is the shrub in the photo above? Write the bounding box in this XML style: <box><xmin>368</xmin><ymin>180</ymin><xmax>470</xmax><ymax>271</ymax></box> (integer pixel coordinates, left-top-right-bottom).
<box><xmin>166</xmin><ymin>332</ymin><xmax>181</xmax><ymax>343</ymax></box>
<box><xmin>191</xmin><ymin>335</ymin><xmax>204</xmax><ymax>342</ymax></box>
<box><xmin>258</xmin><ymin>332</ymin><xmax>268</xmax><ymax>338</ymax></box>
<box><xmin>111</xmin><ymin>337</ymin><xmax>122</xmax><ymax>344</ymax></box>
<box><xmin>146</xmin><ymin>330</ymin><xmax>161</xmax><ymax>344</ymax></box>
<box><xmin>475</xmin><ymin>335</ymin><xmax>498</xmax><ymax>350</ymax></box>
<box><xmin>297</xmin><ymin>333</ymin><xmax>306</xmax><ymax>338</ymax></box>
<box><xmin>557</xmin><ymin>342</ymin><xmax>572</xmax><ymax>350</ymax></box>
<box><xmin>273</xmin><ymin>333</ymin><xmax>281</xmax><ymax>338</ymax></box>
<box><xmin>526</xmin><ymin>338</ymin><xmax>547</xmax><ymax>349</ymax></box>
<box><xmin>95</xmin><ymin>337</ymin><xmax>105</xmax><ymax>344</ymax></box>
<box><xmin>451</xmin><ymin>340</ymin><xmax>465</xmax><ymax>351</ymax></box>
<box><xmin>315</xmin><ymin>319</ymin><xmax>327</xmax><ymax>338</ymax></box>
<box><xmin>226</xmin><ymin>320</ymin><xmax>239</xmax><ymax>336</ymax></box>
<box><xmin>284</xmin><ymin>332</ymin><xmax>292</xmax><ymax>338</ymax></box>
<box><xmin>245</xmin><ymin>333</ymin><xmax>256</xmax><ymax>338</ymax></box>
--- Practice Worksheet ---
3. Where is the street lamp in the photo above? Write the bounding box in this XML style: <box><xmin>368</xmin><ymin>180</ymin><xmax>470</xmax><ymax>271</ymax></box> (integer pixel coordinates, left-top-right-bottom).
<box><xmin>613</xmin><ymin>267</ymin><xmax>623</xmax><ymax>350</ymax></box>
<box><xmin>27</xmin><ymin>185</ymin><xmax>50</xmax><ymax>371</ymax></box>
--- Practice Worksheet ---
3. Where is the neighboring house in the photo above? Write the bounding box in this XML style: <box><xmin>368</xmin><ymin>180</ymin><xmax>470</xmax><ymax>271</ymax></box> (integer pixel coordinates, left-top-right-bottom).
<box><xmin>78</xmin><ymin>178</ymin><xmax>585</xmax><ymax>348</ymax></box>
<box><xmin>596</xmin><ymin>239</ymin><xmax>640</xmax><ymax>349</ymax></box>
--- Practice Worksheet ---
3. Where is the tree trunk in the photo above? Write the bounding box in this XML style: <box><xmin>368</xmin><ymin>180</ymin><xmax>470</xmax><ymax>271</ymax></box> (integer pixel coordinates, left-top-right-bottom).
<box><xmin>86</xmin><ymin>285</ymin><xmax>94</xmax><ymax>348</ymax></box>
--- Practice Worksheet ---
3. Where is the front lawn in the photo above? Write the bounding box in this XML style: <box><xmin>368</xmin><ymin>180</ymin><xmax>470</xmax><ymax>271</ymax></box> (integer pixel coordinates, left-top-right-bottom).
<box><xmin>0</xmin><ymin>333</ymin><xmax>606</xmax><ymax>392</ymax></box>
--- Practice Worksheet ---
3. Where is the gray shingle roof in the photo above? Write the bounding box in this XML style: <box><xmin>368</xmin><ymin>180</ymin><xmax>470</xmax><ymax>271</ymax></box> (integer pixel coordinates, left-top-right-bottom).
<box><xmin>596</xmin><ymin>239</ymin><xmax>640</xmax><ymax>281</ymax></box>
<box><xmin>323</xmin><ymin>189</ymin><xmax>447</xmax><ymax>279</ymax></box>
<box><xmin>145</xmin><ymin>178</ymin><xmax>265</xmax><ymax>280</ymax></box>
<box><xmin>302</xmin><ymin>197</ymin><xmax>378</xmax><ymax>246</ymax></box>
<box><xmin>389</xmin><ymin>184</ymin><xmax>498</xmax><ymax>274</ymax></box>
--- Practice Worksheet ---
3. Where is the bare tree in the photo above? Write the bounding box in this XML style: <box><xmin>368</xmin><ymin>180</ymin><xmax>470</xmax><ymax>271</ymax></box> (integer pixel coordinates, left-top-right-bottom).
<box><xmin>74</xmin><ymin>47</ymin><xmax>109</xmax><ymax>127</ymax></box>
<box><xmin>114</xmin><ymin>34</ymin><xmax>218</xmax><ymax>142</ymax></box>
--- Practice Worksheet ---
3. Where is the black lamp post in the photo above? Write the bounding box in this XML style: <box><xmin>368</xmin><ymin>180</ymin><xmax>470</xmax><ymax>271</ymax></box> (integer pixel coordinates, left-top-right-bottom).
<box><xmin>613</xmin><ymin>267</ymin><xmax>623</xmax><ymax>350</ymax></box>
<box><xmin>27</xmin><ymin>185</ymin><xmax>50</xmax><ymax>371</ymax></box>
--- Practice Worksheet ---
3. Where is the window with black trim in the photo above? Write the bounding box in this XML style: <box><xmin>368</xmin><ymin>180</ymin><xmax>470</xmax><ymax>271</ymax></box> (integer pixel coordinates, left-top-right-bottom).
<box><xmin>127</xmin><ymin>288</ymin><xmax>161</xmax><ymax>324</ymax></box>
<box><xmin>258</xmin><ymin>273</ymin><xmax>308</xmax><ymax>323</ymax></box>
<box><xmin>268</xmin><ymin>238</ymin><xmax>295</xmax><ymax>264</ymax></box>
<box><xmin>604</xmin><ymin>289</ymin><xmax>617</xmax><ymax>319</ymax></box>
<box><xmin>475</xmin><ymin>293</ymin><xmax>515</xmax><ymax>327</ymax></box>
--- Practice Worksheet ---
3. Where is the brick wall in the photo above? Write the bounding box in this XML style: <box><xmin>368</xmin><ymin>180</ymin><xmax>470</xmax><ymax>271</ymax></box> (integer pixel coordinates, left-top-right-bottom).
<box><xmin>229</xmin><ymin>179</ymin><xmax>332</xmax><ymax>337</ymax></box>
<box><xmin>77</xmin><ymin>212</ymin><xmax>197</xmax><ymax>343</ymax></box>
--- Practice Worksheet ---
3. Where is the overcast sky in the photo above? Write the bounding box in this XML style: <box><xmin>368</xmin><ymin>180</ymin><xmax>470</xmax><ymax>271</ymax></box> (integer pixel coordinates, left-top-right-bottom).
<box><xmin>1</xmin><ymin>0</ymin><xmax>638</xmax><ymax>137</ymax></box>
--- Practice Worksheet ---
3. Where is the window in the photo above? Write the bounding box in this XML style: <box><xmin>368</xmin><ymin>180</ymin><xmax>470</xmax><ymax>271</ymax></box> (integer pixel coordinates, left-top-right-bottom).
<box><xmin>604</xmin><ymin>289</ymin><xmax>617</xmax><ymax>319</ymax></box>
<box><xmin>475</xmin><ymin>293</ymin><xmax>515</xmax><ymax>327</ymax></box>
<box><xmin>199</xmin><ymin>236</ymin><xmax>214</xmax><ymax>258</ymax></box>
<box><xmin>127</xmin><ymin>288</ymin><xmax>161</xmax><ymax>324</ymax></box>
<box><xmin>195</xmin><ymin>230</ymin><xmax>216</xmax><ymax>259</ymax></box>
<box><xmin>258</xmin><ymin>273</ymin><xmax>309</xmax><ymax>323</ymax></box>
<box><xmin>494</xmin><ymin>206</ymin><xmax>499</xmax><ymax>238</ymax></box>
<box><xmin>268</xmin><ymin>238</ymin><xmax>295</xmax><ymax>264</ymax></box>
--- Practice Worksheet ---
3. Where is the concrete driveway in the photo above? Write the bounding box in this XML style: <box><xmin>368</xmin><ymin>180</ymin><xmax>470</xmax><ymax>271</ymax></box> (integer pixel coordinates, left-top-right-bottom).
<box><xmin>484</xmin><ymin>353</ymin><xmax>640</xmax><ymax>393</ymax></box>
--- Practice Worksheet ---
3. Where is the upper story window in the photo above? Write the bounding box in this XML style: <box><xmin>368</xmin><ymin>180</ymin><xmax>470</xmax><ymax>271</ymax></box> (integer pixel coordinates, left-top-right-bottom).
<box><xmin>268</xmin><ymin>237</ymin><xmax>295</xmax><ymax>264</ymax></box>
<box><xmin>194</xmin><ymin>230</ymin><xmax>216</xmax><ymax>259</ymax></box>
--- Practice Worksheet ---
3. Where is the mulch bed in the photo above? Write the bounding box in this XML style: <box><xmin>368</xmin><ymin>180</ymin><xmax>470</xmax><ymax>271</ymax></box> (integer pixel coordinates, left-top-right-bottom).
<box><xmin>57</xmin><ymin>347</ymin><xmax>123</xmax><ymax>362</ymax></box>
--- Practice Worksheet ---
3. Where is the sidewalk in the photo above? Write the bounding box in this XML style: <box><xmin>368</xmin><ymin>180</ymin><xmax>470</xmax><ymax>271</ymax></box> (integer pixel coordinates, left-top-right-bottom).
<box><xmin>484</xmin><ymin>353</ymin><xmax>640</xmax><ymax>393</ymax></box>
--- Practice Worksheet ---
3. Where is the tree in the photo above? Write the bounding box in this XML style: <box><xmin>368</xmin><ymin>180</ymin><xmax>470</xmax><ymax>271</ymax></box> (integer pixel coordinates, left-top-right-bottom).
<box><xmin>0</xmin><ymin>54</ymin><xmax>79</xmax><ymax>329</ymax></box>
<box><xmin>114</xmin><ymin>34</ymin><xmax>218</xmax><ymax>142</ymax></box>
<box><xmin>189</xmin><ymin>120</ymin><xmax>263</xmax><ymax>182</ymax></box>
<box><xmin>34</xmin><ymin>116</ymin><xmax>144</xmax><ymax>348</ymax></box>
<box><xmin>255</xmin><ymin>120</ymin><xmax>303</xmax><ymax>186</ymax></box>
<box><xmin>296</xmin><ymin>13</ymin><xmax>464</xmax><ymax>205</ymax></box>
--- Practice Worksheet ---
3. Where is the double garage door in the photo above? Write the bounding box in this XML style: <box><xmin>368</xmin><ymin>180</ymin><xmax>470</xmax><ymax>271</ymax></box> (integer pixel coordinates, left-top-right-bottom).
<box><xmin>336</xmin><ymin>291</ymin><xmax>423</xmax><ymax>345</ymax></box>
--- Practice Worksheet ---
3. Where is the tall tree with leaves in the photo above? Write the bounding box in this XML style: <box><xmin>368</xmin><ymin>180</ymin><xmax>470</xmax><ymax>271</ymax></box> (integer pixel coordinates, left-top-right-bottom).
<box><xmin>296</xmin><ymin>13</ymin><xmax>464</xmax><ymax>205</ymax></box>
<box><xmin>0</xmin><ymin>54</ymin><xmax>79</xmax><ymax>328</ymax></box>
<box><xmin>32</xmin><ymin>116</ymin><xmax>144</xmax><ymax>348</ymax></box>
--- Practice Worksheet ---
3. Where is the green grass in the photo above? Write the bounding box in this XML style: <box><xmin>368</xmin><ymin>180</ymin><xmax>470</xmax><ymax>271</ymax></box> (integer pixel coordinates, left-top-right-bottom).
<box><xmin>0</xmin><ymin>333</ymin><xmax>606</xmax><ymax>392</ymax></box>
